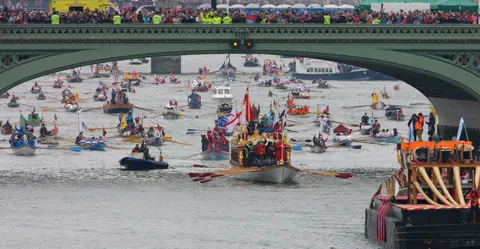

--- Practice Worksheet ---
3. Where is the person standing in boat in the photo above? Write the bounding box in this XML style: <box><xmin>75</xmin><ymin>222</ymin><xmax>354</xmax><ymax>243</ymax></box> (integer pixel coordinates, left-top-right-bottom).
<box><xmin>244</xmin><ymin>141</ymin><xmax>255</xmax><ymax>166</ymax></box>
<box><xmin>201</xmin><ymin>134</ymin><xmax>209</xmax><ymax>152</ymax></box>
<box><xmin>360</xmin><ymin>113</ymin><xmax>369</xmax><ymax>125</ymax></box>
<box><xmin>39</xmin><ymin>124</ymin><xmax>48</xmax><ymax>138</ymax></box>
<box><xmin>415</xmin><ymin>113</ymin><xmax>425</xmax><ymax>142</ymax></box>
<box><xmin>372</xmin><ymin>119</ymin><xmax>381</xmax><ymax>136</ymax></box>
<box><xmin>407</xmin><ymin>114</ymin><xmax>418</xmax><ymax>141</ymax></box>
<box><xmin>426</xmin><ymin>112</ymin><xmax>435</xmax><ymax>141</ymax></box>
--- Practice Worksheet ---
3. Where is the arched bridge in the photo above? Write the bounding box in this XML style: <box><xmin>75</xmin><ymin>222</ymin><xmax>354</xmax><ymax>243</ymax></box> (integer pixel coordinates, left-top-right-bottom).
<box><xmin>1</xmin><ymin>24</ymin><xmax>480</xmax><ymax>141</ymax></box>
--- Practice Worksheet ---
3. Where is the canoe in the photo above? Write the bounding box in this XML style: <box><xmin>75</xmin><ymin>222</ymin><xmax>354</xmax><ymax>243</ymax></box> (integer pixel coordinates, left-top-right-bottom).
<box><xmin>235</xmin><ymin>164</ymin><xmax>299</xmax><ymax>183</ymax></box>
<box><xmin>103</xmin><ymin>103</ymin><xmax>133</xmax><ymax>114</ymax></box>
<box><xmin>119</xmin><ymin>156</ymin><xmax>169</xmax><ymax>171</ymax></box>
<box><xmin>201</xmin><ymin>150</ymin><xmax>230</xmax><ymax>161</ymax></box>
<box><xmin>306</xmin><ymin>145</ymin><xmax>327</xmax><ymax>153</ymax></box>
<box><xmin>38</xmin><ymin>135</ymin><xmax>59</xmax><ymax>145</ymax></box>
<box><xmin>370</xmin><ymin>102</ymin><xmax>386</xmax><ymax>110</ymax></box>
<box><xmin>12</xmin><ymin>143</ymin><xmax>36</xmax><ymax>156</ymax></box>
<box><xmin>7</xmin><ymin>102</ymin><xmax>19</xmax><ymax>108</ymax></box>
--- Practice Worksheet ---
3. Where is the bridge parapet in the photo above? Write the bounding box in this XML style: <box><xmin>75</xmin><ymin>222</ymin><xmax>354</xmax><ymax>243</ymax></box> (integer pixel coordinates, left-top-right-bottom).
<box><xmin>1</xmin><ymin>24</ymin><xmax>480</xmax><ymax>42</ymax></box>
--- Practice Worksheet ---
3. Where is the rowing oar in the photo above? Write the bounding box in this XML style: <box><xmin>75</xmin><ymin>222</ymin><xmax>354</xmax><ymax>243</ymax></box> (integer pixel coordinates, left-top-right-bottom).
<box><xmin>37</xmin><ymin>146</ymin><xmax>81</xmax><ymax>152</ymax></box>
<box><xmin>81</xmin><ymin>107</ymin><xmax>103</xmax><ymax>113</ymax></box>
<box><xmin>0</xmin><ymin>147</ymin><xmax>11</xmax><ymax>149</ymax></box>
<box><xmin>287</xmin><ymin>121</ymin><xmax>314</xmax><ymax>127</ymax></box>
<box><xmin>186</xmin><ymin>128</ymin><xmax>207</xmax><ymax>134</ymax></box>
<box><xmin>177</xmin><ymin>153</ymin><xmax>203</xmax><ymax>160</ymax></box>
<box><xmin>299</xmin><ymin>169</ymin><xmax>352</xmax><ymax>179</ymax></box>
<box><xmin>42</xmin><ymin>106</ymin><xmax>65</xmax><ymax>112</ymax></box>
<box><xmin>342</xmin><ymin>104</ymin><xmax>370</xmax><ymax>109</ymax></box>
<box><xmin>332</xmin><ymin>120</ymin><xmax>360</xmax><ymax>127</ymax></box>
<box><xmin>133</xmin><ymin>105</ymin><xmax>155</xmax><ymax>112</ymax></box>
<box><xmin>166</xmin><ymin>139</ymin><xmax>192</xmax><ymax>146</ymax></box>
<box><xmin>88</xmin><ymin>127</ymin><xmax>117</xmax><ymax>131</ymax></box>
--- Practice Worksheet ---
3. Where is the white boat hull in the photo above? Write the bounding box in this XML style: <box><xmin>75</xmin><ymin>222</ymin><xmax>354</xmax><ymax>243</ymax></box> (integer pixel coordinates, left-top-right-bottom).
<box><xmin>235</xmin><ymin>165</ymin><xmax>299</xmax><ymax>183</ymax></box>
<box><xmin>12</xmin><ymin>145</ymin><xmax>36</xmax><ymax>156</ymax></box>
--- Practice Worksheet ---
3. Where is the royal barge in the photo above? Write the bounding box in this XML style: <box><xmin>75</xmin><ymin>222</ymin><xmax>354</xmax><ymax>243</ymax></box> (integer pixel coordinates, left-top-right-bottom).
<box><xmin>365</xmin><ymin>140</ymin><xmax>480</xmax><ymax>249</ymax></box>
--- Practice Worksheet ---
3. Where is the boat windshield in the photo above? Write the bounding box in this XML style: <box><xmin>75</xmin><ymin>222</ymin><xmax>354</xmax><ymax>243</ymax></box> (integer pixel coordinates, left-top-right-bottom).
<box><xmin>217</xmin><ymin>89</ymin><xmax>224</xmax><ymax>94</ymax></box>
<box><xmin>224</xmin><ymin>89</ymin><xmax>230</xmax><ymax>94</ymax></box>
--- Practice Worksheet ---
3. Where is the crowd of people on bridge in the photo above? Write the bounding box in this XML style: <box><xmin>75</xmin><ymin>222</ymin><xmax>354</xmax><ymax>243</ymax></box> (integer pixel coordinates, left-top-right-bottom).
<box><xmin>0</xmin><ymin>6</ymin><xmax>477</xmax><ymax>24</ymax></box>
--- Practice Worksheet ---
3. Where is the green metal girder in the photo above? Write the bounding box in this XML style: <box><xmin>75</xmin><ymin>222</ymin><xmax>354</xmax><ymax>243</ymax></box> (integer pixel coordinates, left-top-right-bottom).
<box><xmin>1</xmin><ymin>24</ymin><xmax>480</xmax><ymax>42</ymax></box>
<box><xmin>1</xmin><ymin>24</ymin><xmax>480</xmax><ymax>102</ymax></box>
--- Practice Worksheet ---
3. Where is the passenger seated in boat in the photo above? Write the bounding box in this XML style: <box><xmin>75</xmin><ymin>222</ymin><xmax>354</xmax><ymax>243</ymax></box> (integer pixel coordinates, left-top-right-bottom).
<box><xmin>244</xmin><ymin>141</ymin><xmax>255</xmax><ymax>165</ymax></box>
<box><xmin>132</xmin><ymin>144</ymin><xmax>140</xmax><ymax>153</ymax></box>
<box><xmin>39</xmin><ymin>124</ymin><xmax>48</xmax><ymax>138</ymax></box>
<box><xmin>137</xmin><ymin>125</ymin><xmax>145</xmax><ymax>134</ymax></box>
<box><xmin>147</xmin><ymin>127</ymin><xmax>155</xmax><ymax>138</ymax></box>
<box><xmin>371</xmin><ymin>119</ymin><xmax>380</xmax><ymax>136</ymax></box>
<box><xmin>360</xmin><ymin>113</ymin><xmax>369</xmax><ymax>125</ymax></box>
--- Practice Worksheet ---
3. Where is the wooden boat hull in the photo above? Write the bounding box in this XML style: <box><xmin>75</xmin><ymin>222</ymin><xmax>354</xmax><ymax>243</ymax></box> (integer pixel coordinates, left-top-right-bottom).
<box><xmin>8</xmin><ymin>102</ymin><xmax>19</xmax><ymax>108</ymax></box>
<box><xmin>1</xmin><ymin>127</ymin><xmax>13</xmax><ymax>135</ymax></box>
<box><xmin>103</xmin><ymin>103</ymin><xmax>133</xmax><ymax>114</ymax></box>
<box><xmin>308</xmin><ymin>145</ymin><xmax>327</xmax><ymax>153</ymax></box>
<box><xmin>38</xmin><ymin>135</ymin><xmax>59</xmax><ymax>145</ymax></box>
<box><xmin>293</xmin><ymin>95</ymin><xmax>311</xmax><ymax>99</ymax></box>
<box><xmin>119</xmin><ymin>157</ymin><xmax>169</xmax><ymax>171</ymax></box>
<box><xmin>12</xmin><ymin>144</ymin><xmax>36</xmax><ymax>156</ymax></box>
<box><xmin>201</xmin><ymin>151</ymin><xmax>230</xmax><ymax>161</ymax></box>
<box><xmin>370</xmin><ymin>102</ymin><xmax>386</xmax><ymax>110</ymax></box>
<box><xmin>235</xmin><ymin>165</ymin><xmax>299</xmax><ymax>183</ymax></box>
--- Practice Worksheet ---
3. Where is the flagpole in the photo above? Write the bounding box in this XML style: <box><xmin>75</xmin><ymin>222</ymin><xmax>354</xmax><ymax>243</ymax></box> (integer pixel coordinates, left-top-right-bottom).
<box><xmin>465</xmin><ymin>121</ymin><xmax>470</xmax><ymax>141</ymax></box>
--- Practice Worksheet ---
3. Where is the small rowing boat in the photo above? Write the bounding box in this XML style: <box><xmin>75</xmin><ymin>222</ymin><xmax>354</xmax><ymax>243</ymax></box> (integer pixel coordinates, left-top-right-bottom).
<box><xmin>94</xmin><ymin>93</ymin><xmax>107</xmax><ymax>102</ymax></box>
<box><xmin>7</xmin><ymin>101</ymin><xmax>19</xmax><ymax>108</ymax></box>
<box><xmin>333</xmin><ymin>124</ymin><xmax>353</xmax><ymax>146</ymax></box>
<box><xmin>65</xmin><ymin>103</ymin><xmax>80</xmax><ymax>112</ymax></box>
<box><xmin>67</xmin><ymin>76</ymin><xmax>83</xmax><ymax>83</ymax></box>
<box><xmin>370</xmin><ymin>101</ymin><xmax>386</xmax><ymax>110</ymax></box>
<box><xmin>10</xmin><ymin>131</ymin><xmax>36</xmax><ymax>156</ymax></box>
<box><xmin>119</xmin><ymin>152</ymin><xmax>169</xmax><ymax>171</ymax></box>
<box><xmin>306</xmin><ymin>144</ymin><xmax>327</xmax><ymax>153</ymax></box>
<box><xmin>31</xmin><ymin>87</ymin><xmax>41</xmax><ymax>94</ymax></box>
<box><xmin>37</xmin><ymin>135</ymin><xmax>59</xmax><ymax>145</ymax></box>
<box><xmin>211</xmin><ymin>86</ymin><xmax>234</xmax><ymax>104</ymax></box>
<box><xmin>103</xmin><ymin>103</ymin><xmax>133</xmax><ymax>114</ymax></box>
<box><xmin>76</xmin><ymin>139</ymin><xmax>105</xmax><ymax>151</ymax></box>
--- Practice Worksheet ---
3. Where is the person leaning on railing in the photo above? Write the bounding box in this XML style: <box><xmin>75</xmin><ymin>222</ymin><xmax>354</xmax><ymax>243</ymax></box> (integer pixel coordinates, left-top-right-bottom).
<box><xmin>51</xmin><ymin>11</ymin><xmax>60</xmax><ymax>25</ymax></box>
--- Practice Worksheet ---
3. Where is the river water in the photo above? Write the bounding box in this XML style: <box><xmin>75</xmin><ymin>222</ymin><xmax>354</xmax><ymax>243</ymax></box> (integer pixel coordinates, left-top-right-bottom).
<box><xmin>0</xmin><ymin>55</ymin><xmax>431</xmax><ymax>249</ymax></box>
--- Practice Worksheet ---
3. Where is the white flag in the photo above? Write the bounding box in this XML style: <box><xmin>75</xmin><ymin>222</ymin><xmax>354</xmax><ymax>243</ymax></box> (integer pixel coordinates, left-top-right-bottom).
<box><xmin>456</xmin><ymin>117</ymin><xmax>464</xmax><ymax>140</ymax></box>
<box><xmin>79</xmin><ymin>119</ymin><xmax>88</xmax><ymax>132</ymax></box>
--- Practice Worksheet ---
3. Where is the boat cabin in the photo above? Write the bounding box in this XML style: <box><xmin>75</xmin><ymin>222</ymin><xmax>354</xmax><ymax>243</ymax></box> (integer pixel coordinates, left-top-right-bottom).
<box><xmin>212</xmin><ymin>86</ymin><xmax>231</xmax><ymax>96</ymax></box>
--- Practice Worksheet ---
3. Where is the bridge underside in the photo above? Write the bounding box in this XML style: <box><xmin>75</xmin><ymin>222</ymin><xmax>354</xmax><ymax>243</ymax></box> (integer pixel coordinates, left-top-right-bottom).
<box><xmin>1</xmin><ymin>42</ymin><xmax>480</xmax><ymax>143</ymax></box>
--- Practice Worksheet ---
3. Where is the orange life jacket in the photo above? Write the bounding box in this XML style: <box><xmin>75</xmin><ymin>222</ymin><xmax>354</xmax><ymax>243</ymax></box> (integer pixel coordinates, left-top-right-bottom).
<box><xmin>415</xmin><ymin>116</ymin><xmax>424</xmax><ymax>130</ymax></box>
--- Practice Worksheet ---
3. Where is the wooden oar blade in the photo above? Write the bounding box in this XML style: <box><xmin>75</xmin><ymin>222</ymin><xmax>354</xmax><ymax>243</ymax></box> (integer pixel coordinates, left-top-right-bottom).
<box><xmin>335</xmin><ymin>172</ymin><xmax>353</xmax><ymax>179</ymax></box>
<box><xmin>193</xmin><ymin>177</ymin><xmax>205</xmax><ymax>182</ymax></box>
<box><xmin>192</xmin><ymin>164</ymin><xmax>208</xmax><ymax>168</ymax></box>
<box><xmin>200</xmin><ymin>179</ymin><xmax>213</xmax><ymax>183</ymax></box>
<box><xmin>188</xmin><ymin>172</ymin><xmax>202</xmax><ymax>178</ymax></box>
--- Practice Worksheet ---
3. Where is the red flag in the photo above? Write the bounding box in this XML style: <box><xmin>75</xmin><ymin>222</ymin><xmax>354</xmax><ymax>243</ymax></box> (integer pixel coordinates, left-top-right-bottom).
<box><xmin>102</xmin><ymin>128</ymin><xmax>107</xmax><ymax>137</ymax></box>
<box><xmin>243</xmin><ymin>87</ymin><xmax>254</xmax><ymax>122</ymax></box>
